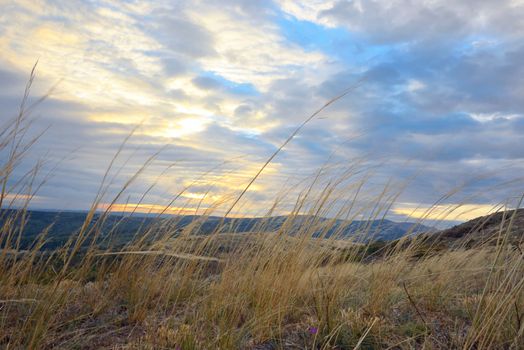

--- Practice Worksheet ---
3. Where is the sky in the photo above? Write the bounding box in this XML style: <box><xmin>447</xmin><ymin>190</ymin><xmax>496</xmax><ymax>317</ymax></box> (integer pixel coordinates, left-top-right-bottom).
<box><xmin>1</xmin><ymin>0</ymin><xmax>524</xmax><ymax>223</ymax></box>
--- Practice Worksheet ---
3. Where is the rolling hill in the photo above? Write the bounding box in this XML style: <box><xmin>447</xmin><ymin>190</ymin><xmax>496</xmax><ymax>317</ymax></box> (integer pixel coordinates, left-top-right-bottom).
<box><xmin>0</xmin><ymin>209</ymin><xmax>433</xmax><ymax>250</ymax></box>
<box><xmin>428</xmin><ymin>208</ymin><xmax>524</xmax><ymax>247</ymax></box>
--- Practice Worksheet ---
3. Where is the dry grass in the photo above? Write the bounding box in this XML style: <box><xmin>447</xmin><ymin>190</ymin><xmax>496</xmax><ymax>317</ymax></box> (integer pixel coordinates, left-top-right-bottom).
<box><xmin>1</xmin><ymin>68</ymin><xmax>523</xmax><ymax>349</ymax></box>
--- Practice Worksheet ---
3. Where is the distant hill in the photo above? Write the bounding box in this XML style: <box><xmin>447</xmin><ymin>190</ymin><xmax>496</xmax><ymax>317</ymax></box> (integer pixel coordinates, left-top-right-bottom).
<box><xmin>0</xmin><ymin>209</ymin><xmax>433</xmax><ymax>250</ymax></box>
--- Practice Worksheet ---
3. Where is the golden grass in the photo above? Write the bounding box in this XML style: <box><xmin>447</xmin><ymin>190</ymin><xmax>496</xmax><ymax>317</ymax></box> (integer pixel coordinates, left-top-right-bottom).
<box><xmin>0</xmin><ymin>67</ymin><xmax>523</xmax><ymax>349</ymax></box>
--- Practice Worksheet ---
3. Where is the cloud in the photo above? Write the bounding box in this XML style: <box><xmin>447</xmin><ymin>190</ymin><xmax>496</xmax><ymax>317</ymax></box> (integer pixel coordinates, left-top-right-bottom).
<box><xmin>192</xmin><ymin>76</ymin><xmax>223</xmax><ymax>91</ymax></box>
<box><xmin>154</xmin><ymin>14</ymin><xmax>216</xmax><ymax>59</ymax></box>
<box><xmin>1</xmin><ymin>0</ymin><xmax>523</xmax><ymax>220</ymax></box>
<box><xmin>279</xmin><ymin>0</ymin><xmax>524</xmax><ymax>44</ymax></box>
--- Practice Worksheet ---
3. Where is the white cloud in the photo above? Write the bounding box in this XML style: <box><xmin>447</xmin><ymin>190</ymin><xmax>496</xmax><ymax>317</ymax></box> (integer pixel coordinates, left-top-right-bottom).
<box><xmin>406</xmin><ymin>79</ymin><xmax>425</xmax><ymax>93</ymax></box>
<box><xmin>469</xmin><ymin>112</ymin><xmax>521</xmax><ymax>123</ymax></box>
<box><xmin>278</xmin><ymin>0</ymin><xmax>337</xmax><ymax>27</ymax></box>
<box><xmin>0</xmin><ymin>1</ymin><xmax>164</xmax><ymax>109</ymax></box>
<box><xmin>186</xmin><ymin>5</ymin><xmax>329</xmax><ymax>92</ymax></box>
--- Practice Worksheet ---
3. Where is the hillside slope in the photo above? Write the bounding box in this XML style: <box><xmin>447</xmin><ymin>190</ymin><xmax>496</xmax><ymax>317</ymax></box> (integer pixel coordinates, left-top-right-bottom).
<box><xmin>431</xmin><ymin>208</ymin><xmax>524</xmax><ymax>247</ymax></box>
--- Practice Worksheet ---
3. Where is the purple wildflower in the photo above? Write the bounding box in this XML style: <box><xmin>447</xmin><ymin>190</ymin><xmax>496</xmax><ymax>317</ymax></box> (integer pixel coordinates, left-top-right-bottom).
<box><xmin>308</xmin><ymin>326</ymin><xmax>318</xmax><ymax>335</ymax></box>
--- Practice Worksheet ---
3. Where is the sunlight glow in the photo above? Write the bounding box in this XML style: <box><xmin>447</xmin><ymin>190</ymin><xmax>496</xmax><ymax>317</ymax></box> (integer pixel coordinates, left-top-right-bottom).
<box><xmin>101</xmin><ymin>203</ymin><xmax>204</xmax><ymax>216</ymax></box>
<box><xmin>392</xmin><ymin>203</ymin><xmax>501</xmax><ymax>221</ymax></box>
<box><xmin>163</xmin><ymin>118</ymin><xmax>209</xmax><ymax>139</ymax></box>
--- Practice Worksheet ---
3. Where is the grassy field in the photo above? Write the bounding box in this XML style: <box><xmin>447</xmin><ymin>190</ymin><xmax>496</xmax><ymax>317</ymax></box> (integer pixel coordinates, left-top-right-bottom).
<box><xmin>1</xmin><ymin>213</ymin><xmax>522</xmax><ymax>349</ymax></box>
<box><xmin>1</xmin><ymin>71</ymin><xmax>523</xmax><ymax>349</ymax></box>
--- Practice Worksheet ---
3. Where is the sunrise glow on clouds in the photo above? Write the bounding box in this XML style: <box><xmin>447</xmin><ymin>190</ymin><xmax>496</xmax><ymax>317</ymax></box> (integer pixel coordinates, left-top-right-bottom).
<box><xmin>1</xmin><ymin>0</ymin><xmax>524</xmax><ymax>221</ymax></box>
